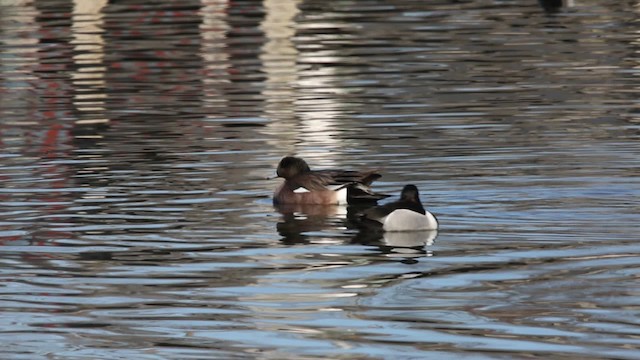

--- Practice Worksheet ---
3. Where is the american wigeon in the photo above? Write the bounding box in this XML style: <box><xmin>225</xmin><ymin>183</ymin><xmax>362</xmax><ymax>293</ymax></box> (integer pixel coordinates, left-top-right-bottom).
<box><xmin>360</xmin><ymin>184</ymin><xmax>438</xmax><ymax>231</ymax></box>
<box><xmin>273</xmin><ymin>156</ymin><xmax>389</xmax><ymax>205</ymax></box>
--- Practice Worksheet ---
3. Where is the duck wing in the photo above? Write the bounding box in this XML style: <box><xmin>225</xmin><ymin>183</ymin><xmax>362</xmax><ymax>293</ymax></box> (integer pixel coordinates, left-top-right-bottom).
<box><xmin>291</xmin><ymin>169</ymin><xmax>382</xmax><ymax>191</ymax></box>
<box><xmin>287</xmin><ymin>171</ymin><xmax>337</xmax><ymax>191</ymax></box>
<box><xmin>320</xmin><ymin>170</ymin><xmax>382</xmax><ymax>186</ymax></box>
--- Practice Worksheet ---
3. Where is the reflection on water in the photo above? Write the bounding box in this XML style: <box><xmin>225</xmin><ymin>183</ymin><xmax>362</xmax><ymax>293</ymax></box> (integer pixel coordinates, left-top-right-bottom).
<box><xmin>2</xmin><ymin>0</ymin><xmax>640</xmax><ymax>359</ymax></box>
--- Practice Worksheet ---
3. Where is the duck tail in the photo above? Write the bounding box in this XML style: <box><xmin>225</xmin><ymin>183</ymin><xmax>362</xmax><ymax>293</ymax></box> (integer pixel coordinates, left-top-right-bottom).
<box><xmin>347</xmin><ymin>183</ymin><xmax>390</xmax><ymax>203</ymax></box>
<box><xmin>359</xmin><ymin>172</ymin><xmax>382</xmax><ymax>186</ymax></box>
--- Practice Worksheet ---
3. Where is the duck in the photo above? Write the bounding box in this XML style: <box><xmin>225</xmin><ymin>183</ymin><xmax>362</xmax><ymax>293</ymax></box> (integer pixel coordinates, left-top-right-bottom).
<box><xmin>273</xmin><ymin>156</ymin><xmax>389</xmax><ymax>205</ymax></box>
<box><xmin>359</xmin><ymin>184</ymin><xmax>438</xmax><ymax>231</ymax></box>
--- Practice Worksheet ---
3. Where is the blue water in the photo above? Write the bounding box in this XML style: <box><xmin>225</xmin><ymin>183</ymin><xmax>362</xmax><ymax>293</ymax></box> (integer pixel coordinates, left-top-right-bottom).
<box><xmin>1</xmin><ymin>0</ymin><xmax>640</xmax><ymax>359</ymax></box>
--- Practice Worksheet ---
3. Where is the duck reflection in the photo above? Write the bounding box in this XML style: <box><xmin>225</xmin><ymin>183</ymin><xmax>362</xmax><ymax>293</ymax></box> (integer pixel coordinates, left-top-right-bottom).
<box><xmin>352</xmin><ymin>228</ymin><xmax>438</xmax><ymax>261</ymax></box>
<box><xmin>539</xmin><ymin>0</ymin><xmax>575</xmax><ymax>12</ymax></box>
<box><xmin>275</xmin><ymin>203</ymin><xmax>351</xmax><ymax>244</ymax></box>
<box><xmin>275</xmin><ymin>203</ymin><xmax>438</xmax><ymax>260</ymax></box>
<box><xmin>382</xmin><ymin>230</ymin><xmax>438</xmax><ymax>248</ymax></box>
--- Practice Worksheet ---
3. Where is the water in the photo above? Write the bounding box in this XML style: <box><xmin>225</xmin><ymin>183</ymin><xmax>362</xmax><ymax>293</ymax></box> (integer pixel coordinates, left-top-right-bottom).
<box><xmin>1</xmin><ymin>0</ymin><xmax>640</xmax><ymax>358</ymax></box>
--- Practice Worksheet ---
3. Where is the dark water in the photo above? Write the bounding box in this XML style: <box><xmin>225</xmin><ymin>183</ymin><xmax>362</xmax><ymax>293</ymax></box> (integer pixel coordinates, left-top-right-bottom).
<box><xmin>1</xmin><ymin>0</ymin><xmax>640</xmax><ymax>359</ymax></box>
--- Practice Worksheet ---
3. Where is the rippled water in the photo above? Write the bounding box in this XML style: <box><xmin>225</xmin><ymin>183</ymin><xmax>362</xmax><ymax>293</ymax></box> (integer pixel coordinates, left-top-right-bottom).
<box><xmin>2</xmin><ymin>0</ymin><xmax>640</xmax><ymax>359</ymax></box>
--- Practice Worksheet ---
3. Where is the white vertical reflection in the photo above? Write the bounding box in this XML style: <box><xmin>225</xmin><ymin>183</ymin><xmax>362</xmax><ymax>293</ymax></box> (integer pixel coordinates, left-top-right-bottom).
<box><xmin>631</xmin><ymin>1</ymin><xmax>640</xmax><ymax>125</ymax></box>
<box><xmin>71</xmin><ymin>0</ymin><xmax>108</xmax><ymax>124</ymax></box>
<box><xmin>260</xmin><ymin>0</ymin><xmax>300</xmax><ymax>127</ymax></box>
<box><xmin>260</xmin><ymin>0</ymin><xmax>347</xmax><ymax>166</ymax></box>
<box><xmin>259</xmin><ymin>0</ymin><xmax>299</xmax><ymax>154</ymax></box>
<box><xmin>0</xmin><ymin>0</ymin><xmax>39</xmax><ymax>114</ymax></box>
<box><xmin>199</xmin><ymin>0</ymin><xmax>230</xmax><ymax>112</ymax></box>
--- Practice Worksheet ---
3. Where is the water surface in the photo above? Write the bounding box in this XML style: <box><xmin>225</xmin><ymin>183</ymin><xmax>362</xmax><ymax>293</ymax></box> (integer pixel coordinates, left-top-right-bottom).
<box><xmin>1</xmin><ymin>0</ymin><xmax>640</xmax><ymax>359</ymax></box>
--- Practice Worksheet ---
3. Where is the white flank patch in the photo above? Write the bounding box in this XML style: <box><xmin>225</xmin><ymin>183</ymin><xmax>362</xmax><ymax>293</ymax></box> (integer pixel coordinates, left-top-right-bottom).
<box><xmin>325</xmin><ymin>185</ymin><xmax>348</xmax><ymax>205</ymax></box>
<box><xmin>383</xmin><ymin>209</ymin><xmax>439</xmax><ymax>232</ymax></box>
<box><xmin>293</xmin><ymin>187</ymin><xmax>311</xmax><ymax>193</ymax></box>
<box><xmin>336</xmin><ymin>187</ymin><xmax>348</xmax><ymax>205</ymax></box>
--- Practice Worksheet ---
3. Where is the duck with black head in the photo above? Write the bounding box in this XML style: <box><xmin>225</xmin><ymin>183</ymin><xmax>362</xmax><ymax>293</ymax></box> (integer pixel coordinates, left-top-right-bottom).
<box><xmin>359</xmin><ymin>184</ymin><xmax>438</xmax><ymax>231</ymax></box>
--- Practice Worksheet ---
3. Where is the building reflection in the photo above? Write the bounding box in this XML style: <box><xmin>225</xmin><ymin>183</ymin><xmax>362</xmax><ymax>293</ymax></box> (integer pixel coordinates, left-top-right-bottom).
<box><xmin>71</xmin><ymin>0</ymin><xmax>108</xmax><ymax>125</ymax></box>
<box><xmin>0</xmin><ymin>0</ymin><xmax>77</xmax><ymax>258</ymax></box>
<box><xmin>259</xmin><ymin>0</ymin><xmax>300</xmax><ymax>155</ymax></box>
<box><xmin>199</xmin><ymin>0</ymin><xmax>231</xmax><ymax>116</ymax></box>
<box><xmin>259</xmin><ymin>0</ymin><xmax>354</xmax><ymax>168</ymax></box>
<box><xmin>0</xmin><ymin>0</ymin><xmax>40</xmax><ymax>123</ymax></box>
